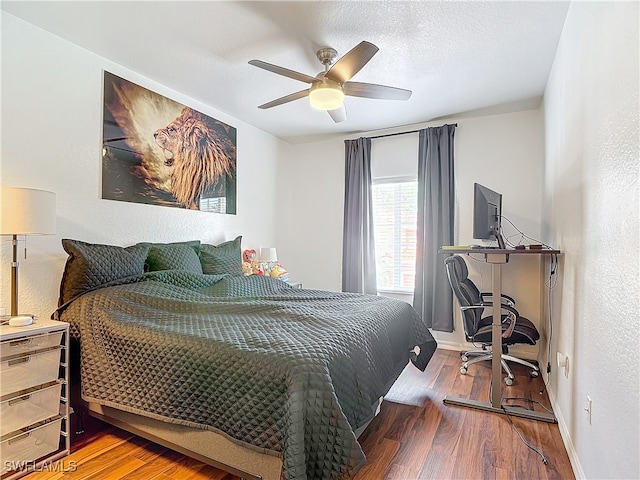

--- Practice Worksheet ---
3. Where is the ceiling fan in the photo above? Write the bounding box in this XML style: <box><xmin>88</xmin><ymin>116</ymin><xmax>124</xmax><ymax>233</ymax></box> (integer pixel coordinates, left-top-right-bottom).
<box><xmin>248</xmin><ymin>41</ymin><xmax>412</xmax><ymax>123</ymax></box>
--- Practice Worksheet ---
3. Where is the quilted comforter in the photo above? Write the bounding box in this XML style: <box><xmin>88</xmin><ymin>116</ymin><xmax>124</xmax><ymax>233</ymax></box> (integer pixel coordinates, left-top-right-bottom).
<box><xmin>60</xmin><ymin>272</ymin><xmax>436</xmax><ymax>480</ymax></box>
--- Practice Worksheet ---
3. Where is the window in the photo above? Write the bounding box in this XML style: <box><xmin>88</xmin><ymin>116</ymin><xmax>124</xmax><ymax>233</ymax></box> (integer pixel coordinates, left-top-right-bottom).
<box><xmin>199</xmin><ymin>196</ymin><xmax>226</xmax><ymax>213</ymax></box>
<box><xmin>372</xmin><ymin>179</ymin><xmax>417</xmax><ymax>292</ymax></box>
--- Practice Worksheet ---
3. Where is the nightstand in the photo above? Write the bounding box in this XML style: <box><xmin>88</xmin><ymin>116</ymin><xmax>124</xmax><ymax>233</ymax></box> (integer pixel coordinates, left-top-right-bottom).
<box><xmin>286</xmin><ymin>281</ymin><xmax>303</xmax><ymax>289</ymax></box>
<box><xmin>1</xmin><ymin>319</ymin><xmax>71</xmax><ymax>478</ymax></box>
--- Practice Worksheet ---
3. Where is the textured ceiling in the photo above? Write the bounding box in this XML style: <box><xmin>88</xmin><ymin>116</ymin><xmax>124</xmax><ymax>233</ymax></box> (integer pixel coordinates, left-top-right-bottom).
<box><xmin>2</xmin><ymin>1</ymin><xmax>570</xmax><ymax>144</ymax></box>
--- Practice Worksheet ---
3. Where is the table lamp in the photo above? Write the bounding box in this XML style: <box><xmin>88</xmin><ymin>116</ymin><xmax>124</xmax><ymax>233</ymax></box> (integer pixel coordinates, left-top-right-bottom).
<box><xmin>1</xmin><ymin>187</ymin><xmax>56</xmax><ymax>326</ymax></box>
<box><xmin>260</xmin><ymin>247</ymin><xmax>278</xmax><ymax>275</ymax></box>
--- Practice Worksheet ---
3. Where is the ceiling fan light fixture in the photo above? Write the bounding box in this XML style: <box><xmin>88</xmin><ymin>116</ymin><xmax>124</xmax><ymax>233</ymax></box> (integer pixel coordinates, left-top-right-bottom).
<box><xmin>309</xmin><ymin>81</ymin><xmax>344</xmax><ymax>110</ymax></box>
<box><xmin>249</xmin><ymin>41</ymin><xmax>410</xmax><ymax>123</ymax></box>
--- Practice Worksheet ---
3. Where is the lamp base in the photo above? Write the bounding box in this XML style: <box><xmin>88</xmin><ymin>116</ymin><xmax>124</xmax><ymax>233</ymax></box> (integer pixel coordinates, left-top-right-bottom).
<box><xmin>8</xmin><ymin>315</ymin><xmax>34</xmax><ymax>327</ymax></box>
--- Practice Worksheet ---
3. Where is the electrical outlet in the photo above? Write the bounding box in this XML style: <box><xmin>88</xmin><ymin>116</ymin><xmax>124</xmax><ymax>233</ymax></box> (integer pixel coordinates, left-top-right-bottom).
<box><xmin>557</xmin><ymin>352</ymin><xmax>570</xmax><ymax>377</ymax></box>
<box><xmin>584</xmin><ymin>396</ymin><xmax>592</xmax><ymax>425</ymax></box>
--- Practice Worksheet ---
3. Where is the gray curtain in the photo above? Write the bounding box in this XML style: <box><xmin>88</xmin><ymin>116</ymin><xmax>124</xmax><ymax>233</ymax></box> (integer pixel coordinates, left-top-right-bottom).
<box><xmin>342</xmin><ymin>137</ymin><xmax>377</xmax><ymax>294</ymax></box>
<box><xmin>413</xmin><ymin>125</ymin><xmax>456</xmax><ymax>331</ymax></box>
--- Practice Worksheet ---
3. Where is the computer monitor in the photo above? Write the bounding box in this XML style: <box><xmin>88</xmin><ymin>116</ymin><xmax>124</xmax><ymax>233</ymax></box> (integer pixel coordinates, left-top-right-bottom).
<box><xmin>473</xmin><ymin>183</ymin><xmax>505</xmax><ymax>249</ymax></box>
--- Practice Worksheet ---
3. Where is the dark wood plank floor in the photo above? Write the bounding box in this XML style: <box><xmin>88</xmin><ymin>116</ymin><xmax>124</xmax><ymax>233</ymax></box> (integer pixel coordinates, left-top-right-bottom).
<box><xmin>21</xmin><ymin>349</ymin><xmax>574</xmax><ymax>480</ymax></box>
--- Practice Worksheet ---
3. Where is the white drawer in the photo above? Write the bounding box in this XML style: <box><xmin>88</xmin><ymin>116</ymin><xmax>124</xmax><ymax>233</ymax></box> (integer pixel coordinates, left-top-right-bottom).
<box><xmin>0</xmin><ymin>331</ymin><xmax>63</xmax><ymax>358</ymax></box>
<box><xmin>1</xmin><ymin>418</ymin><xmax>63</xmax><ymax>472</ymax></box>
<box><xmin>1</xmin><ymin>382</ymin><xmax>62</xmax><ymax>435</ymax></box>
<box><xmin>0</xmin><ymin>348</ymin><xmax>61</xmax><ymax>396</ymax></box>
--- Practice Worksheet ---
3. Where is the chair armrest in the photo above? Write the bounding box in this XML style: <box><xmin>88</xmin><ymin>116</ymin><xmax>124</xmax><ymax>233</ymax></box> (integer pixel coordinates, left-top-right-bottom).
<box><xmin>498</xmin><ymin>304</ymin><xmax>518</xmax><ymax>338</ymax></box>
<box><xmin>464</xmin><ymin>302</ymin><xmax>519</xmax><ymax>338</ymax></box>
<box><xmin>480</xmin><ymin>292</ymin><xmax>516</xmax><ymax>307</ymax></box>
<box><xmin>460</xmin><ymin>304</ymin><xmax>489</xmax><ymax>312</ymax></box>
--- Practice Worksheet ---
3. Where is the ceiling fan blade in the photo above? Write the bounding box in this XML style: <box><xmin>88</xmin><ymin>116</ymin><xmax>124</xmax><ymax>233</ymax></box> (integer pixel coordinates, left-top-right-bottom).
<box><xmin>325</xmin><ymin>41</ymin><xmax>379</xmax><ymax>84</ymax></box>
<box><xmin>343</xmin><ymin>81</ymin><xmax>412</xmax><ymax>100</ymax></box>
<box><xmin>258</xmin><ymin>89</ymin><xmax>309</xmax><ymax>109</ymax></box>
<box><xmin>249</xmin><ymin>60</ymin><xmax>320</xmax><ymax>84</ymax></box>
<box><xmin>327</xmin><ymin>104</ymin><xmax>346</xmax><ymax>123</ymax></box>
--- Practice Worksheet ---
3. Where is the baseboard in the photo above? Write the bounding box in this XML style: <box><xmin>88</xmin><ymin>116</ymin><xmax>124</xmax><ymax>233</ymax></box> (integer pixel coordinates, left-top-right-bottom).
<box><xmin>432</xmin><ymin>340</ymin><xmax>462</xmax><ymax>351</ymax></box>
<box><xmin>546</xmin><ymin>385</ymin><xmax>584</xmax><ymax>479</ymax></box>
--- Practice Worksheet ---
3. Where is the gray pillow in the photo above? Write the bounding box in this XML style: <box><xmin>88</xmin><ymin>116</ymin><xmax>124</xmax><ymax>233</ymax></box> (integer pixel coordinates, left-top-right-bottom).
<box><xmin>142</xmin><ymin>241</ymin><xmax>203</xmax><ymax>273</ymax></box>
<box><xmin>200</xmin><ymin>236</ymin><xmax>242</xmax><ymax>275</ymax></box>
<box><xmin>59</xmin><ymin>239</ymin><xmax>150</xmax><ymax>305</ymax></box>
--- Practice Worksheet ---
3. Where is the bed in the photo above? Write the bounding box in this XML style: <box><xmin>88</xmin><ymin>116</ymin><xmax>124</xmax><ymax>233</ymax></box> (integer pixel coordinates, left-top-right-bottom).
<box><xmin>55</xmin><ymin>238</ymin><xmax>437</xmax><ymax>480</ymax></box>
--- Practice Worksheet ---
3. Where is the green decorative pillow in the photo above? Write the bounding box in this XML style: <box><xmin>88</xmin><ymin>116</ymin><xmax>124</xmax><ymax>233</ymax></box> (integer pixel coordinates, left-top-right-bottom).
<box><xmin>142</xmin><ymin>241</ymin><xmax>203</xmax><ymax>273</ymax></box>
<box><xmin>59</xmin><ymin>239</ymin><xmax>150</xmax><ymax>305</ymax></box>
<box><xmin>200</xmin><ymin>236</ymin><xmax>242</xmax><ymax>275</ymax></box>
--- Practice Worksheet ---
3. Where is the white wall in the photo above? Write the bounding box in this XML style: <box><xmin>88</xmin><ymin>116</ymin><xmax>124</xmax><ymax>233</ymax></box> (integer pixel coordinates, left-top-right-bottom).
<box><xmin>0</xmin><ymin>14</ymin><xmax>285</xmax><ymax>321</ymax></box>
<box><xmin>542</xmin><ymin>2</ymin><xmax>639</xmax><ymax>478</ymax></box>
<box><xmin>278</xmin><ymin>109</ymin><xmax>547</xmax><ymax>358</ymax></box>
<box><xmin>276</xmin><ymin>138</ymin><xmax>345</xmax><ymax>290</ymax></box>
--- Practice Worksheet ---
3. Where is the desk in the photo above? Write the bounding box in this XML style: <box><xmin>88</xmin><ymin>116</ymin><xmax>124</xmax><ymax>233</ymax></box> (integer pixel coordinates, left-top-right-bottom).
<box><xmin>439</xmin><ymin>247</ymin><xmax>560</xmax><ymax>423</ymax></box>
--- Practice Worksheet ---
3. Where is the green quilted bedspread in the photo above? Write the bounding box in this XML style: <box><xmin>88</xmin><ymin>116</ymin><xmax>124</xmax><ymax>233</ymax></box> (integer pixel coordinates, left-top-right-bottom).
<box><xmin>60</xmin><ymin>272</ymin><xmax>436</xmax><ymax>480</ymax></box>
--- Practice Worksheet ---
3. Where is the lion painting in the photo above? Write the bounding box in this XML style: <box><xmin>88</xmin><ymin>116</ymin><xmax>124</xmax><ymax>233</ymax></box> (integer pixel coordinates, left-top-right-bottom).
<box><xmin>154</xmin><ymin>107</ymin><xmax>236</xmax><ymax>210</ymax></box>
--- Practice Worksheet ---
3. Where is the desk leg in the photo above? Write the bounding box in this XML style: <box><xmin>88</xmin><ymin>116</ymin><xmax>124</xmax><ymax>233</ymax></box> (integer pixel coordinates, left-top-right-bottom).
<box><xmin>491</xmin><ymin>262</ymin><xmax>502</xmax><ymax>408</ymax></box>
<box><xmin>443</xmin><ymin>255</ymin><xmax>557</xmax><ymax>423</ymax></box>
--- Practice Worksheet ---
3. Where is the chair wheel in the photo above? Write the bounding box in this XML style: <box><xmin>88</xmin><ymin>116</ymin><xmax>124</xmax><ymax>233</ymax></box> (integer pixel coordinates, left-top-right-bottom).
<box><xmin>460</xmin><ymin>367</ymin><xmax>468</xmax><ymax>375</ymax></box>
<box><xmin>461</xmin><ymin>354</ymin><xmax>469</xmax><ymax>362</ymax></box>
<box><xmin>530</xmin><ymin>369</ymin><xmax>539</xmax><ymax>378</ymax></box>
<box><xmin>504</xmin><ymin>377</ymin><xmax>513</xmax><ymax>386</ymax></box>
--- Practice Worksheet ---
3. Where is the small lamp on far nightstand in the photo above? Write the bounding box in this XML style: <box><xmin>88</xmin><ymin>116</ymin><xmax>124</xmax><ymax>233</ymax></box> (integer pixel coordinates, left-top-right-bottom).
<box><xmin>1</xmin><ymin>187</ymin><xmax>56</xmax><ymax>325</ymax></box>
<box><xmin>260</xmin><ymin>247</ymin><xmax>278</xmax><ymax>275</ymax></box>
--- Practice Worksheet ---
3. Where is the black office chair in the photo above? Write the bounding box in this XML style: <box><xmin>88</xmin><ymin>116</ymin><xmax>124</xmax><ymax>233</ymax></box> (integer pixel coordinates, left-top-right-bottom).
<box><xmin>444</xmin><ymin>255</ymin><xmax>540</xmax><ymax>385</ymax></box>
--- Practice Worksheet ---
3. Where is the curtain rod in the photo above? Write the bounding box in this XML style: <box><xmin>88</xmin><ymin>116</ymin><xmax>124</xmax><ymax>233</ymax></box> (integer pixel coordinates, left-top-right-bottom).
<box><xmin>369</xmin><ymin>123</ymin><xmax>457</xmax><ymax>140</ymax></box>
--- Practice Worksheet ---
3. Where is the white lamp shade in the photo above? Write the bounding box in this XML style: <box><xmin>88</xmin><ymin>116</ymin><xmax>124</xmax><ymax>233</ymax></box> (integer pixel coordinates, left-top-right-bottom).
<box><xmin>260</xmin><ymin>247</ymin><xmax>278</xmax><ymax>262</ymax></box>
<box><xmin>1</xmin><ymin>187</ymin><xmax>56</xmax><ymax>235</ymax></box>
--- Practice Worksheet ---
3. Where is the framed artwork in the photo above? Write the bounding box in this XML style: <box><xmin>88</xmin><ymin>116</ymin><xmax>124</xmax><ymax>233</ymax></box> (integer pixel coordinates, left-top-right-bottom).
<box><xmin>101</xmin><ymin>71</ymin><xmax>236</xmax><ymax>214</ymax></box>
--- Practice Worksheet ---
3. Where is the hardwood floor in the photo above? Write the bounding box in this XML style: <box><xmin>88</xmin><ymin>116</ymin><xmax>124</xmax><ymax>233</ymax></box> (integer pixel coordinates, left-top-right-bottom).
<box><xmin>20</xmin><ymin>349</ymin><xmax>574</xmax><ymax>480</ymax></box>
<box><xmin>353</xmin><ymin>349</ymin><xmax>573</xmax><ymax>480</ymax></box>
